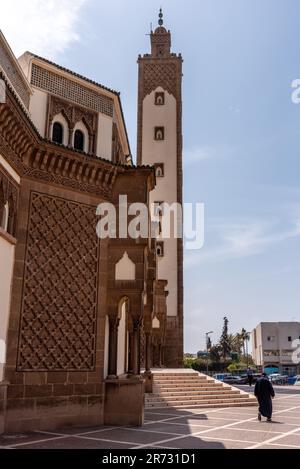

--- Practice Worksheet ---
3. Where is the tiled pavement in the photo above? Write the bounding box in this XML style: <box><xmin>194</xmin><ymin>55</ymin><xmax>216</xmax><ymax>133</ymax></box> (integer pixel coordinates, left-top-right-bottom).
<box><xmin>1</xmin><ymin>386</ymin><xmax>300</xmax><ymax>449</ymax></box>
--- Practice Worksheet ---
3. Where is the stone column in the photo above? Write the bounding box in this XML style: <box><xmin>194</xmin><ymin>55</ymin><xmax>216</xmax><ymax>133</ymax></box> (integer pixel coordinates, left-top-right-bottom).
<box><xmin>68</xmin><ymin>126</ymin><xmax>74</xmax><ymax>147</ymax></box>
<box><xmin>145</xmin><ymin>332</ymin><xmax>151</xmax><ymax>372</ymax></box>
<box><xmin>128</xmin><ymin>332</ymin><xmax>134</xmax><ymax>374</ymax></box>
<box><xmin>158</xmin><ymin>344</ymin><xmax>162</xmax><ymax>368</ymax></box>
<box><xmin>132</xmin><ymin>323</ymin><xmax>139</xmax><ymax>376</ymax></box>
<box><xmin>108</xmin><ymin>319</ymin><xmax>118</xmax><ymax>377</ymax></box>
<box><xmin>88</xmin><ymin>133</ymin><xmax>94</xmax><ymax>154</ymax></box>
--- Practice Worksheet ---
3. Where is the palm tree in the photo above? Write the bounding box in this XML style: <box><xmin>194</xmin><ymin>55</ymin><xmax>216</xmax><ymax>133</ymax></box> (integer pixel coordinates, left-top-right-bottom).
<box><xmin>240</xmin><ymin>328</ymin><xmax>248</xmax><ymax>356</ymax></box>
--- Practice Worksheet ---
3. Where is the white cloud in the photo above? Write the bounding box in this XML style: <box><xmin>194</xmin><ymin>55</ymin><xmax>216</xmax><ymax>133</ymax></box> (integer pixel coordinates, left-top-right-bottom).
<box><xmin>185</xmin><ymin>217</ymin><xmax>300</xmax><ymax>269</ymax></box>
<box><xmin>0</xmin><ymin>0</ymin><xmax>90</xmax><ymax>59</ymax></box>
<box><xmin>185</xmin><ymin>144</ymin><xmax>235</xmax><ymax>166</ymax></box>
<box><xmin>185</xmin><ymin>146</ymin><xmax>215</xmax><ymax>164</ymax></box>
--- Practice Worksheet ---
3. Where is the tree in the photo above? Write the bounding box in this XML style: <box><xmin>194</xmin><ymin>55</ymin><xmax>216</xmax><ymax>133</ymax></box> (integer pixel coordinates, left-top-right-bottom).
<box><xmin>239</xmin><ymin>328</ymin><xmax>250</xmax><ymax>357</ymax></box>
<box><xmin>209</xmin><ymin>344</ymin><xmax>221</xmax><ymax>362</ymax></box>
<box><xmin>219</xmin><ymin>317</ymin><xmax>231</xmax><ymax>359</ymax></box>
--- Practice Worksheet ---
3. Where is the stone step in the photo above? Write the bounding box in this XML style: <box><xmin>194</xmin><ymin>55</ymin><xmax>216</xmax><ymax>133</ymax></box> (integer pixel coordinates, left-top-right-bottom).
<box><xmin>145</xmin><ymin>400</ymin><xmax>257</xmax><ymax>410</ymax></box>
<box><xmin>153</xmin><ymin>379</ymin><xmax>214</xmax><ymax>386</ymax></box>
<box><xmin>152</xmin><ymin>373</ymin><xmax>199</xmax><ymax>377</ymax></box>
<box><xmin>146</xmin><ymin>393</ymin><xmax>252</xmax><ymax>404</ymax></box>
<box><xmin>146</xmin><ymin>370</ymin><xmax>255</xmax><ymax>410</ymax></box>
<box><xmin>145</xmin><ymin>397</ymin><xmax>257</xmax><ymax>409</ymax></box>
<box><xmin>148</xmin><ymin>389</ymin><xmax>241</xmax><ymax>398</ymax></box>
<box><xmin>153</xmin><ymin>376</ymin><xmax>208</xmax><ymax>381</ymax></box>
<box><xmin>153</xmin><ymin>384</ymin><xmax>225</xmax><ymax>391</ymax></box>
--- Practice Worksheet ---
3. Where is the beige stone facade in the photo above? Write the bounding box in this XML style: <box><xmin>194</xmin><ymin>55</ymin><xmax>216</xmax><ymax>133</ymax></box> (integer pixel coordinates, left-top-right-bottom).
<box><xmin>0</xmin><ymin>11</ymin><xmax>184</xmax><ymax>433</ymax></box>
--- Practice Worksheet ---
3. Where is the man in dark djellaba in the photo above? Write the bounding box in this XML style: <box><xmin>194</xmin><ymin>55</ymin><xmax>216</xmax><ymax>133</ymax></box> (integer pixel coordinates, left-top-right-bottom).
<box><xmin>254</xmin><ymin>373</ymin><xmax>275</xmax><ymax>422</ymax></box>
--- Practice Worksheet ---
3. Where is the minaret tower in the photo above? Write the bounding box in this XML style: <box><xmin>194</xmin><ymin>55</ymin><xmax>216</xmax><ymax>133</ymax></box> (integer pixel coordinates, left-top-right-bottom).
<box><xmin>137</xmin><ymin>9</ymin><xmax>183</xmax><ymax>367</ymax></box>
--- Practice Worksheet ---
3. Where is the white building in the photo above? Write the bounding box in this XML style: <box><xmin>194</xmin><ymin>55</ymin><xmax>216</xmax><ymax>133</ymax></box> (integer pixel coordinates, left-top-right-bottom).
<box><xmin>251</xmin><ymin>322</ymin><xmax>300</xmax><ymax>375</ymax></box>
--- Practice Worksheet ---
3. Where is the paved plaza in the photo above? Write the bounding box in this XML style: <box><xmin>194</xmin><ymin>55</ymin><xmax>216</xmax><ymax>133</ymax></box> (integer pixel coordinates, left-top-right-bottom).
<box><xmin>1</xmin><ymin>386</ymin><xmax>300</xmax><ymax>450</ymax></box>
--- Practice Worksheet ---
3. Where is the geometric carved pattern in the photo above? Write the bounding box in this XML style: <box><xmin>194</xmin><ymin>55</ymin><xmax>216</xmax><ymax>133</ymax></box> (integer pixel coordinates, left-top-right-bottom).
<box><xmin>143</xmin><ymin>63</ymin><xmax>177</xmax><ymax>99</ymax></box>
<box><xmin>31</xmin><ymin>64</ymin><xmax>113</xmax><ymax>117</ymax></box>
<box><xmin>17</xmin><ymin>192</ymin><xmax>99</xmax><ymax>371</ymax></box>
<box><xmin>49</xmin><ymin>95</ymin><xmax>97</xmax><ymax>134</ymax></box>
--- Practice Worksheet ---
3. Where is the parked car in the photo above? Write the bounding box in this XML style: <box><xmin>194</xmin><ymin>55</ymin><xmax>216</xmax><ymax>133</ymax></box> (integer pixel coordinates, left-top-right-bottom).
<box><xmin>293</xmin><ymin>375</ymin><xmax>300</xmax><ymax>386</ymax></box>
<box><xmin>269</xmin><ymin>373</ymin><xmax>288</xmax><ymax>385</ymax></box>
<box><xmin>223</xmin><ymin>375</ymin><xmax>243</xmax><ymax>385</ymax></box>
<box><xmin>239</xmin><ymin>373</ymin><xmax>262</xmax><ymax>384</ymax></box>
<box><xmin>212</xmin><ymin>373</ymin><xmax>232</xmax><ymax>381</ymax></box>
<box><xmin>237</xmin><ymin>374</ymin><xmax>249</xmax><ymax>384</ymax></box>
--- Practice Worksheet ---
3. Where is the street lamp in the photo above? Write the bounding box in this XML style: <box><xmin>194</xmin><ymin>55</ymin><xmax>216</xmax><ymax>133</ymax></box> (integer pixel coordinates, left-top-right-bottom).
<box><xmin>205</xmin><ymin>331</ymin><xmax>213</xmax><ymax>375</ymax></box>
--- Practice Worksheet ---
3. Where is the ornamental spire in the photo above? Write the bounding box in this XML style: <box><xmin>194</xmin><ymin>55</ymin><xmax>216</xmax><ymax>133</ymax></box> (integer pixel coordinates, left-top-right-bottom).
<box><xmin>158</xmin><ymin>8</ymin><xmax>163</xmax><ymax>26</ymax></box>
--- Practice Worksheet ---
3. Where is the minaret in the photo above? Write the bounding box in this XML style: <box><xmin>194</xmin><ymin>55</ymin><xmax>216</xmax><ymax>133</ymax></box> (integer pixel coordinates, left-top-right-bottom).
<box><xmin>137</xmin><ymin>9</ymin><xmax>183</xmax><ymax>368</ymax></box>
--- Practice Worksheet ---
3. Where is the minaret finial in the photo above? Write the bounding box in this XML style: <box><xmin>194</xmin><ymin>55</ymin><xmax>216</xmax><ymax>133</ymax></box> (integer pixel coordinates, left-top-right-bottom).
<box><xmin>158</xmin><ymin>8</ymin><xmax>163</xmax><ymax>26</ymax></box>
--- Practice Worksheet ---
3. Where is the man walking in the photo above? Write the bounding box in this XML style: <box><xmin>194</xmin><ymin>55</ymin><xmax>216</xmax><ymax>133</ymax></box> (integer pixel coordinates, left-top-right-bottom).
<box><xmin>247</xmin><ymin>367</ymin><xmax>254</xmax><ymax>386</ymax></box>
<box><xmin>254</xmin><ymin>373</ymin><xmax>275</xmax><ymax>422</ymax></box>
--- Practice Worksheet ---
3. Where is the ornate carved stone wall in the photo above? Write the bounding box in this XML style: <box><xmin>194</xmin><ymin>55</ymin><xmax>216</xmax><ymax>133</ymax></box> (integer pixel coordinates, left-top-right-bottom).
<box><xmin>31</xmin><ymin>64</ymin><xmax>113</xmax><ymax>117</ymax></box>
<box><xmin>17</xmin><ymin>192</ymin><xmax>99</xmax><ymax>371</ymax></box>
<box><xmin>48</xmin><ymin>95</ymin><xmax>98</xmax><ymax>153</ymax></box>
<box><xmin>142</xmin><ymin>63</ymin><xmax>177</xmax><ymax>99</ymax></box>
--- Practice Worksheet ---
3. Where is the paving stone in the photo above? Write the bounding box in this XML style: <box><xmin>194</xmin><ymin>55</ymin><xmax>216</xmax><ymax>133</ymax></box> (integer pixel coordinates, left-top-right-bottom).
<box><xmin>10</xmin><ymin>436</ymin><xmax>135</xmax><ymax>449</ymax></box>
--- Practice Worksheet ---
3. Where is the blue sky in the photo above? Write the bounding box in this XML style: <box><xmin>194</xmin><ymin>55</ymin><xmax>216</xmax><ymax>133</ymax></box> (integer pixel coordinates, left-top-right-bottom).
<box><xmin>2</xmin><ymin>0</ymin><xmax>300</xmax><ymax>352</ymax></box>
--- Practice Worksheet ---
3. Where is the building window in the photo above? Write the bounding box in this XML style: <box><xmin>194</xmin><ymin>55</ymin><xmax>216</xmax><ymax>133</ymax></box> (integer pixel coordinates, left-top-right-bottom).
<box><xmin>263</xmin><ymin>350</ymin><xmax>280</xmax><ymax>357</ymax></box>
<box><xmin>1</xmin><ymin>201</ymin><xmax>9</xmax><ymax>232</ymax></box>
<box><xmin>74</xmin><ymin>129</ymin><xmax>85</xmax><ymax>151</ymax></box>
<box><xmin>154</xmin><ymin>127</ymin><xmax>165</xmax><ymax>141</ymax></box>
<box><xmin>267</xmin><ymin>336</ymin><xmax>275</xmax><ymax>342</ymax></box>
<box><xmin>153</xmin><ymin>201</ymin><xmax>164</xmax><ymax>236</ymax></box>
<box><xmin>154</xmin><ymin>163</ymin><xmax>164</xmax><ymax>178</ymax></box>
<box><xmin>158</xmin><ymin>46</ymin><xmax>165</xmax><ymax>57</ymax></box>
<box><xmin>52</xmin><ymin>122</ymin><xmax>63</xmax><ymax>144</ymax></box>
<box><xmin>155</xmin><ymin>92</ymin><xmax>165</xmax><ymax>106</ymax></box>
<box><xmin>7</xmin><ymin>197</ymin><xmax>15</xmax><ymax>236</ymax></box>
<box><xmin>154</xmin><ymin>201</ymin><xmax>164</xmax><ymax>216</ymax></box>
<box><xmin>156</xmin><ymin>242</ymin><xmax>164</xmax><ymax>257</ymax></box>
<box><xmin>288</xmin><ymin>336</ymin><xmax>292</xmax><ymax>342</ymax></box>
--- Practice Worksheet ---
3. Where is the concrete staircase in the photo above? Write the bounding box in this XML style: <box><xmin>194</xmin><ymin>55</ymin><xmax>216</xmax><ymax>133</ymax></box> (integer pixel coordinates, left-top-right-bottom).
<box><xmin>145</xmin><ymin>370</ymin><xmax>257</xmax><ymax>410</ymax></box>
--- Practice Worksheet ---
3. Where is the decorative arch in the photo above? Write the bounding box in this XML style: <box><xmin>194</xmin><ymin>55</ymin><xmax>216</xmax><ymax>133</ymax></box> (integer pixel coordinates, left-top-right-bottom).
<box><xmin>51</xmin><ymin>112</ymin><xmax>69</xmax><ymax>146</ymax></box>
<box><xmin>73</xmin><ymin>120</ymin><xmax>89</xmax><ymax>152</ymax></box>
<box><xmin>115</xmin><ymin>252</ymin><xmax>136</xmax><ymax>281</ymax></box>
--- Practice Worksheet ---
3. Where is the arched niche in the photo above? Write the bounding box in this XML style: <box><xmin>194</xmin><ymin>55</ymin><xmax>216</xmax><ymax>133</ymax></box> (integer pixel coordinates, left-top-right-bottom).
<box><xmin>51</xmin><ymin>112</ymin><xmax>69</xmax><ymax>146</ymax></box>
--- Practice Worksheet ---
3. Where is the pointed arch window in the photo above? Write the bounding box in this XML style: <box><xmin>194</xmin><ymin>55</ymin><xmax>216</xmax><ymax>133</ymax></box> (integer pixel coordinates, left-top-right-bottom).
<box><xmin>52</xmin><ymin>122</ymin><xmax>63</xmax><ymax>144</ymax></box>
<box><xmin>74</xmin><ymin>129</ymin><xmax>84</xmax><ymax>151</ymax></box>
<box><xmin>155</xmin><ymin>92</ymin><xmax>165</xmax><ymax>106</ymax></box>
<box><xmin>1</xmin><ymin>201</ymin><xmax>9</xmax><ymax>232</ymax></box>
<box><xmin>154</xmin><ymin>127</ymin><xmax>165</xmax><ymax>141</ymax></box>
<box><xmin>7</xmin><ymin>197</ymin><xmax>15</xmax><ymax>236</ymax></box>
<box><xmin>154</xmin><ymin>163</ymin><xmax>164</xmax><ymax>177</ymax></box>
